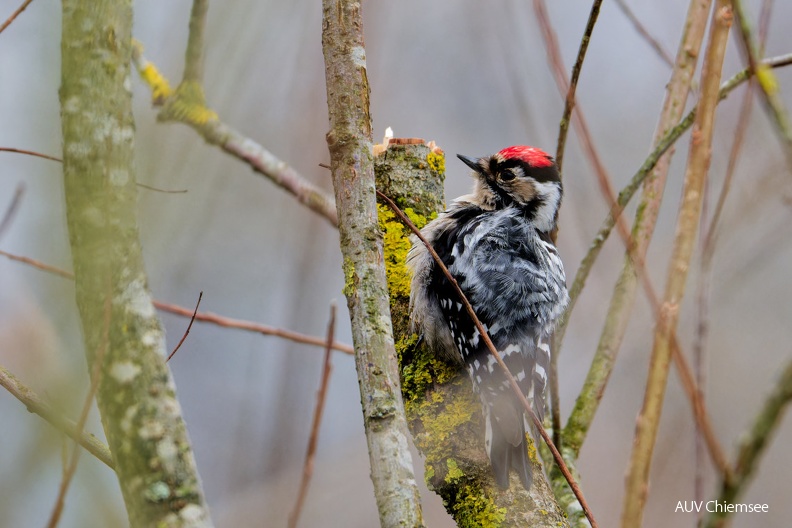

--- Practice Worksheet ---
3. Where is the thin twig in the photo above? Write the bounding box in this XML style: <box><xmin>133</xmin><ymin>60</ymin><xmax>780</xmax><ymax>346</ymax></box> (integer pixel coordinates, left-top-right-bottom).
<box><xmin>555</xmin><ymin>52</ymin><xmax>792</xmax><ymax>352</ymax></box>
<box><xmin>0</xmin><ymin>249</ymin><xmax>354</xmax><ymax>354</ymax></box>
<box><xmin>694</xmin><ymin>0</ymin><xmax>773</xmax><ymax>508</ymax></box>
<box><xmin>135</xmin><ymin>182</ymin><xmax>188</xmax><ymax>194</ymax></box>
<box><xmin>377</xmin><ymin>190</ymin><xmax>599</xmax><ymax>528</ymax></box>
<box><xmin>0</xmin><ymin>0</ymin><xmax>34</xmax><ymax>35</ymax></box>
<box><xmin>701</xmin><ymin>356</ymin><xmax>792</xmax><ymax>528</ymax></box>
<box><xmin>614</xmin><ymin>0</ymin><xmax>675</xmax><ymax>68</ymax></box>
<box><xmin>167</xmin><ymin>291</ymin><xmax>203</xmax><ymax>362</ymax></box>
<box><xmin>0</xmin><ymin>364</ymin><xmax>114</xmax><ymax>468</ymax></box>
<box><xmin>731</xmin><ymin>0</ymin><xmax>792</xmax><ymax>172</ymax></box>
<box><xmin>183</xmin><ymin>0</ymin><xmax>207</xmax><ymax>84</ymax></box>
<box><xmin>288</xmin><ymin>305</ymin><xmax>336</xmax><ymax>528</ymax></box>
<box><xmin>0</xmin><ymin>183</ymin><xmax>25</xmax><ymax>239</ymax></box>
<box><xmin>46</xmin><ymin>286</ymin><xmax>112</xmax><ymax>528</ymax></box>
<box><xmin>562</xmin><ymin>0</ymin><xmax>712</xmax><ymax>464</ymax></box>
<box><xmin>621</xmin><ymin>4</ymin><xmax>733</xmax><ymax>526</ymax></box>
<box><xmin>0</xmin><ymin>147</ymin><xmax>61</xmax><ymax>162</ymax></box>
<box><xmin>554</xmin><ymin>0</ymin><xmax>603</xmax><ymax>175</ymax></box>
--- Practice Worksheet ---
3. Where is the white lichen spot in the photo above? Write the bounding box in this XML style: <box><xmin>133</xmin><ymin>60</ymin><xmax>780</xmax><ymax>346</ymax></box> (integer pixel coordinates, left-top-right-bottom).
<box><xmin>156</xmin><ymin>438</ymin><xmax>178</xmax><ymax>472</ymax></box>
<box><xmin>179</xmin><ymin>504</ymin><xmax>206</xmax><ymax>523</ymax></box>
<box><xmin>80</xmin><ymin>17</ymin><xmax>94</xmax><ymax>32</ymax></box>
<box><xmin>123</xmin><ymin>75</ymin><xmax>132</xmax><ymax>93</ymax></box>
<box><xmin>120</xmin><ymin>278</ymin><xmax>157</xmax><ymax>319</ymax></box>
<box><xmin>145</xmin><ymin>481</ymin><xmax>171</xmax><ymax>502</ymax></box>
<box><xmin>160</xmin><ymin>395</ymin><xmax>184</xmax><ymax>419</ymax></box>
<box><xmin>139</xmin><ymin>419</ymin><xmax>165</xmax><ymax>440</ymax></box>
<box><xmin>121</xmin><ymin>404</ymin><xmax>140</xmax><ymax>434</ymax></box>
<box><xmin>109</xmin><ymin>168</ymin><xmax>129</xmax><ymax>187</ymax></box>
<box><xmin>110</xmin><ymin>361</ymin><xmax>141</xmax><ymax>384</ymax></box>
<box><xmin>63</xmin><ymin>96</ymin><xmax>81</xmax><ymax>114</ymax></box>
<box><xmin>92</xmin><ymin>119</ymin><xmax>114</xmax><ymax>142</ymax></box>
<box><xmin>351</xmin><ymin>45</ymin><xmax>367</xmax><ymax>68</ymax></box>
<box><xmin>66</xmin><ymin>141</ymin><xmax>91</xmax><ymax>158</ymax></box>
<box><xmin>141</xmin><ymin>330</ymin><xmax>162</xmax><ymax>348</ymax></box>
<box><xmin>112</xmin><ymin>126</ymin><xmax>134</xmax><ymax>144</ymax></box>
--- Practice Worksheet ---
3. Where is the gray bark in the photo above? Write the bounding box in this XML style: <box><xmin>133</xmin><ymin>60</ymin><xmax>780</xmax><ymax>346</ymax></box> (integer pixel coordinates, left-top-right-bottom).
<box><xmin>320</xmin><ymin>1</ymin><xmax>424</xmax><ymax>527</ymax></box>
<box><xmin>60</xmin><ymin>2</ymin><xmax>212</xmax><ymax>526</ymax></box>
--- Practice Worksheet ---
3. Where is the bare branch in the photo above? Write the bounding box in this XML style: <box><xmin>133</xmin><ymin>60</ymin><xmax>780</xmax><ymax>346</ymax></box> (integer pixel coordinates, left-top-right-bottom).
<box><xmin>0</xmin><ymin>0</ymin><xmax>34</xmax><ymax>35</ymax></box>
<box><xmin>167</xmin><ymin>291</ymin><xmax>203</xmax><ymax>362</ymax></box>
<box><xmin>622</xmin><ymin>4</ymin><xmax>733</xmax><ymax>526</ymax></box>
<box><xmin>288</xmin><ymin>305</ymin><xmax>336</xmax><ymax>528</ymax></box>
<box><xmin>0</xmin><ymin>363</ymin><xmax>114</xmax><ymax>468</ymax></box>
<box><xmin>130</xmin><ymin>41</ymin><xmax>338</xmax><ymax>226</ymax></box>
<box><xmin>320</xmin><ymin>2</ymin><xmax>424</xmax><ymax>525</ymax></box>
<box><xmin>0</xmin><ymin>248</ymin><xmax>355</xmax><ymax>354</ymax></box>
<box><xmin>614</xmin><ymin>0</ymin><xmax>675</xmax><ymax>68</ymax></box>
<box><xmin>0</xmin><ymin>183</ymin><xmax>25</xmax><ymax>240</ymax></box>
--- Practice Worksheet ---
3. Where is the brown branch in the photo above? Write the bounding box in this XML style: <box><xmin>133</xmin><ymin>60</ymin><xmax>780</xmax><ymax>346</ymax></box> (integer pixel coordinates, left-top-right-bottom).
<box><xmin>563</xmin><ymin>0</ymin><xmax>713</xmax><ymax>462</ymax></box>
<box><xmin>378</xmin><ymin>190</ymin><xmax>599</xmax><ymax>528</ymax></box>
<box><xmin>288</xmin><ymin>305</ymin><xmax>336</xmax><ymax>528</ymax></box>
<box><xmin>554</xmin><ymin>0</ymin><xmax>603</xmax><ymax>175</ymax></box>
<box><xmin>731</xmin><ymin>0</ymin><xmax>792</xmax><ymax>172</ymax></box>
<box><xmin>0</xmin><ymin>0</ymin><xmax>34</xmax><ymax>34</ymax></box>
<box><xmin>621</xmin><ymin>4</ymin><xmax>733</xmax><ymax>526</ymax></box>
<box><xmin>0</xmin><ymin>249</ymin><xmax>354</xmax><ymax>354</ymax></box>
<box><xmin>167</xmin><ymin>291</ymin><xmax>203</xmax><ymax>362</ymax></box>
<box><xmin>0</xmin><ymin>147</ymin><xmax>61</xmax><ymax>162</ymax></box>
<box><xmin>46</xmin><ymin>287</ymin><xmax>112</xmax><ymax>528</ymax></box>
<box><xmin>614</xmin><ymin>0</ymin><xmax>675</xmax><ymax>68</ymax></box>
<box><xmin>0</xmin><ymin>364</ymin><xmax>114</xmax><ymax>468</ymax></box>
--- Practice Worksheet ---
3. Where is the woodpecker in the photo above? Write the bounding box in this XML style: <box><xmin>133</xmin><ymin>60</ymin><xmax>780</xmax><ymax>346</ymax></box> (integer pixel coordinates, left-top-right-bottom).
<box><xmin>407</xmin><ymin>145</ymin><xmax>569</xmax><ymax>489</ymax></box>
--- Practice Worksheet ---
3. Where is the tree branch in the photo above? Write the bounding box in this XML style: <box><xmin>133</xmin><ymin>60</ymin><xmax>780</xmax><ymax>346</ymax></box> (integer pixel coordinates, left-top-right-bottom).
<box><xmin>621</xmin><ymin>4</ymin><xmax>733</xmax><ymax>526</ymax></box>
<box><xmin>320</xmin><ymin>2</ymin><xmax>424</xmax><ymax>526</ymax></box>
<box><xmin>60</xmin><ymin>1</ymin><xmax>212</xmax><ymax>525</ymax></box>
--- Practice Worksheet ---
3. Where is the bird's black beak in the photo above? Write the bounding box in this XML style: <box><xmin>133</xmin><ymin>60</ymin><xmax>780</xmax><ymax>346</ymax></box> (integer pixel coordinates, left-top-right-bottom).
<box><xmin>457</xmin><ymin>154</ymin><xmax>482</xmax><ymax>172</ymax></box>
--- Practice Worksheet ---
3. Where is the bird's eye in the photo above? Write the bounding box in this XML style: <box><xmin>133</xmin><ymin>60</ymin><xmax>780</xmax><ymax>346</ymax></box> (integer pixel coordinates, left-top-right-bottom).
<box><xmin>500</xmin><ymin>170</ymin><xmax>516</xmax><ymax>181</ymax></box>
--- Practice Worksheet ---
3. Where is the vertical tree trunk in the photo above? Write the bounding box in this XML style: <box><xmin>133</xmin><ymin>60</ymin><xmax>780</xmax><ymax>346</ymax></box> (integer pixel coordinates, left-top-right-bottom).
<box><xmin>60</xmin><ymin>2</ymin><xmax>212</xmax><ymax>526</ymax></box>
<box><xmin>320</xmin><ymin>2</ymin><xmax>424</xmax><ymax>526</ymax></box>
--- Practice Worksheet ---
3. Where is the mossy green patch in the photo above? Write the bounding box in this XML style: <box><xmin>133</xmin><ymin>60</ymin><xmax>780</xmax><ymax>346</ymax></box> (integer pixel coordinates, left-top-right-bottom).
<box><xmin>452</xmin><ymin>483</ymin><xmax>507</xmax><ymax>528</ymax></box>
<box><xmin>161</xmin><ymin>80</ymin><xmax>218</xmax><ymax>125</ymax></box>
<box><xmin>446</xmin><ymin>458</ymin><xmax>464</xmax><ymax>482</ymax></box>
<box><xmin>342</xmin><ymin>256</ymin><xmax>356</xmax><ymax>298</ymax></box>
<box><xmin>377</xmin><ymin>203</ymin><xmax>433</xmax><ymax>299</ymax></box>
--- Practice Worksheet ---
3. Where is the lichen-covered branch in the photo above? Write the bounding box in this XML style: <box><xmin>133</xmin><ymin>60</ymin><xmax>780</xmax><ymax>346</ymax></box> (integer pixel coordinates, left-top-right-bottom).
<box><xmin>60</xmin><ymin>2</ymin><xmax>212</xmax><ymax>526</ymax></box>
<box><xmin>378</xmin><ymin>142</ymin><xmax>570</xmax><ymax>528</ymax></box>
<box><xmin>621</xmin><ymin>4</ymin><xmax>732</xmax><ymax>527</ymax></box>
<box><xmin>319</xmin><ymin>2</ymin><xmax>424</xmax><ymax>526</ymax></box>
<box><xmin>701</xmin><ymin>357</ymin><xmax>792</xmax><ymax>528</ymax></box>
<box><xmin>130</xmin><ymin>40</ymin><xmax>338</xmax><ymax>226</ymax></box>
<box><xmin>562</xmin><ymin>0</ymin><xmax>712</xmax><ymax>460</ymax></box>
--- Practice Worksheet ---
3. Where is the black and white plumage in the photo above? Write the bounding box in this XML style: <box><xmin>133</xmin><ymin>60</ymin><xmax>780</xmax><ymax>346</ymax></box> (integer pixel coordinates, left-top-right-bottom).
<box><xmin>407</xmin><ymin>145</ymin><xmax>569</xmax><ymax>490</ymax></box>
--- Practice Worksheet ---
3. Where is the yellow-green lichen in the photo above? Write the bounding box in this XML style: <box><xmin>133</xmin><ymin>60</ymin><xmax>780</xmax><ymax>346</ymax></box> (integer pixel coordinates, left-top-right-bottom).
<box><xmin>452</xmin><ymin>483</ymin><xmax>507</xmax><ymax>528</ymax></box>
<box><xmin>377</xmin><ymin>203</ymin><xmax>433</xmax><ymax>299</ymax></box>
<box><xmin>427</xmin><ymin>151</ymin><xmax>446</xmax><ymax>175</ymax></box>
<box><xmin>139</xmin><ymin>63</ymin><xmax>173</xmax><ymax>103</ymax></box>
<box><xmin>160</xmin><ymin>81</ymin><xmax>218</xmax><ymax>125</ymax></box>
<box><xmin>410</xmin><ymin>381</ymin><xmax>478</xmax><ymax>463</ymax></box>
<box><xmin>446</xmin><ymin>458</ymin><xmax>464</xmax><ymax>482</ymax></box>
<box><xmin>342</xmin><ymin>256</ymin><xmax>356</xmax><ymax>297</ymax></box>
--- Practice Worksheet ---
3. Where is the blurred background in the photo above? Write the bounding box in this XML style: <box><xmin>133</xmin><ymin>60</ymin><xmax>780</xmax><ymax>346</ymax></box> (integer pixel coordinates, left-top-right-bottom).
<box><xmin>1</xmin><ymin>1</ymin><xmax>791</xmax><ymax>526</ymax></box>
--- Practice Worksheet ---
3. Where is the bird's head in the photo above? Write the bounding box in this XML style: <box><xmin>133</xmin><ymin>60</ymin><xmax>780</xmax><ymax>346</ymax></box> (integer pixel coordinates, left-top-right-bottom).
<box><xmin>458</xmin><ymin>145</ymin><xmax>562</xmax><ymax>233</ymax></box>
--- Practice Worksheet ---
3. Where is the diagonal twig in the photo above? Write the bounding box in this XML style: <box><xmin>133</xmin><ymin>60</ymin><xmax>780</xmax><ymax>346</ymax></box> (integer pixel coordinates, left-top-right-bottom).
<box><xmin>0</xmin><ymin>183</ymin><xmax>25</xmax><ymax>240</ymax></box>
<box><xmin>167</xmin><ymin>291</ymin><xmax>203</xmax><ymax>362</ymax></box>
<box><xmin>614</xmin><ymin>0</ymin><xmax>675</xmax><ymax>68</ymax></box>
<box><xmin>0</xmin><ymin>0</ymin><xmax>34</xmax><ymax>35</ymax></box>
<box><xmin>0</xmin><ymin>249</ymin><xmax>354</xmax><ymax>354</ymax></box>
<box><xmin>288</xmin><ymin>305</ymin><xmax>336</xmax><ymax>528</ymax></box>
<box><xmin>377</xmin><ymin>190</ymin><xmax>599</xmax><ymax>528</ymax></box>
<box><xmin>0</xmin><ymin>364</ymin><xmax>114</xmax><ymax>468</ymax></box>
<box><xmin>621</xmin><ymin>4</ymin><xmax>733</xmax><ymax>526</ymax></box>
<box><xmin>46</xmin><ymin>286</ymin><xmax>112</xmax><ymax>528</ymax></box>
